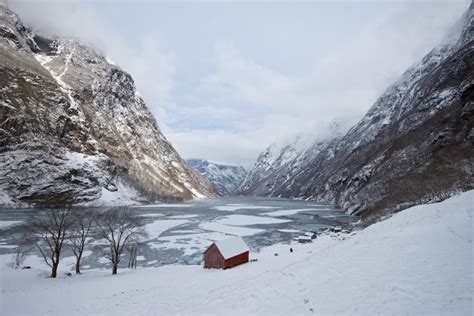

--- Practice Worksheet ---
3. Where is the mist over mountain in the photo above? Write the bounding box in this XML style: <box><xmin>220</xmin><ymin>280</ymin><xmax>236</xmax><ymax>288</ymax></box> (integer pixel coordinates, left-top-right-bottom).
<box><xmin>241</xmin><ymin>3</ymin><xmax>474</xmax><ymax>221</ymax></box>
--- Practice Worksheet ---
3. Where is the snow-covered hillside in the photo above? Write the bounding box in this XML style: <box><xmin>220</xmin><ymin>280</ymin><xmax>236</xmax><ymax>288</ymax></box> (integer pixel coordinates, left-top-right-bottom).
<box><xmin>241</xmin><ymin>3</ymin><xmax>474</xmax><ymax>220</ymax></box>
<box><xmin>239</xmin><ymin>130</ymin><xmax>343</xmax><ymax>197</ymax></box>
<box><xmin>187</xmin><ymin>159</ymin><xmax>247</xmax><ymax>195</ymax></box>
<box><xmin>2</xmin><ymin>191</ymin><xmax>472</xmax><ymax>315</ymax></box>
<box><xmin>0</xmin><ymin>6</ymin><xmax>215</xmax><ymax>206</ymax></box>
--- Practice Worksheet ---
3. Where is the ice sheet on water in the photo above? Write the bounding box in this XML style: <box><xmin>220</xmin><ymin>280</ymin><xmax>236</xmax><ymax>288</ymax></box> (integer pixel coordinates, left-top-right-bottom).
<box><xmin>278</xmin><ymin>229</ymin><xmax>300</xmax><ymax>233</ymax></box>
<box><xmin>139</xmin><ymin>213</ymin><xmax>164</xmax><ymax>218</ymax></box>
<box><xmin>212</xmin><ymin>204</ymin><xmax>278</xmax><ymax>212</ymax></box>
<box><xmin>263</xmin><ymin>208</ymin><xmax>330</xmax><ymax>217</ymax></box>
<box><xmin>145</xmin><ymin>220</ymin><xmax>189</xmax><ymax>239</ymax></box>
<box><xmin>199</xmin><ymin>222</ymin><xmax>264</xmax><ymax>237</ymax></box>
<box><xmin>169</xmin><ymin>215</ymin><xmax>199</xmax><ymax>219</ymax></box>
<box><xmin>215</xmin><ymin>215</ymin><xmax>290</xmax><ymax>226</ymax></box>
<box><xmin>137</xmin><ymin>204</ymin><xmax>193</xmax><ymax>208</ymax></box>
<box><xmin>0</xmin><ymin>220</ymin><xmax>22</xmax><ymax>229</ymax></box>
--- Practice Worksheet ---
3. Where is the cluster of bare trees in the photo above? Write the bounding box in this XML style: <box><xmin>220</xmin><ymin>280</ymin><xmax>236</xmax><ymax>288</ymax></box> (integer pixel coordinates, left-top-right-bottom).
<box><xmin>25</xmin><ymin>207</ymin><xmax>147</xmax><ymax>278</ymax></box>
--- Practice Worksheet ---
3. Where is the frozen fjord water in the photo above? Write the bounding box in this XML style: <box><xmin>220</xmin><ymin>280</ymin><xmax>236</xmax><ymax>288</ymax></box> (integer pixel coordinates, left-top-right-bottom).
<box><xmin>0</xmin><ymin>196</ymin><xmax>357</xmax><ymax>270</ymax></box>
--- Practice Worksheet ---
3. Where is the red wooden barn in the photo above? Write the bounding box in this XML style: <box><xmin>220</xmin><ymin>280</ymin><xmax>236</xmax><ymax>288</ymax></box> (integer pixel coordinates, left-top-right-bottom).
<box><xmin>203</xmin><ymin>237</ymin><xmax>249</xmax><ymax>269</ymax></box>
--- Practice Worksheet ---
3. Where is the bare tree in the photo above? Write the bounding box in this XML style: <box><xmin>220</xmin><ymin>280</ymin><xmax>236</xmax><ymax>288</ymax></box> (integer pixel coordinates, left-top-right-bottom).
<box><xmin>26</xmin><ymin>207</ymin><xmax>74</xmax><ymax>278</ymax></box>
<box><xmin>96</xmin><ymin>208</ymin><xmax>147</xmax><ymax>275</ymax></box>
<box><xmin>67</xmin><ymin>208</ymin><xmax>96</xmax><ymax>274</ymax></box>
<box><xmin>8</xmin><ymin>248</ymin><xmax>27</xmax><ymax>269</ymax></box>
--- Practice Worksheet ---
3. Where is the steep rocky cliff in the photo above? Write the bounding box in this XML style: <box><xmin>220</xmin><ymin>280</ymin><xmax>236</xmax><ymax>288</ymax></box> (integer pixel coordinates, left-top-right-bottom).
<box><xmin>0</xmin><ymin>6</ymin><xmax>215</xmax><ymax>206</ymax></box>
<box><xmin>241</xmin><ymin>4</ymin><xmax>474</xmax><ymax>221</ymax></box>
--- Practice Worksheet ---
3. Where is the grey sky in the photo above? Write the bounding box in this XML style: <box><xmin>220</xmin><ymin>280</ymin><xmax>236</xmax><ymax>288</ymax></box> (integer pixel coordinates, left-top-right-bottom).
<box><xmin>10</xmin><ymin>0</ymin><xmax>470</xmax><ymax>168</ymax></box>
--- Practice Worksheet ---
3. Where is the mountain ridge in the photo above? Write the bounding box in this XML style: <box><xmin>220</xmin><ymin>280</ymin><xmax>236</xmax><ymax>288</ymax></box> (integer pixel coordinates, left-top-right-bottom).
<box><xmin>240</xmin><ymin>3</ymin><xmax>474</xmax><ymax>221</ymax></box>
<box><xmin>0</xmin><ymin>6</ymin><xmax>215</xmax><ymax>206</ymax></box>
<box><xmin>187</xmin><ymin>159</ymin><xmax>247</xmax><ymax>195</ymax></box>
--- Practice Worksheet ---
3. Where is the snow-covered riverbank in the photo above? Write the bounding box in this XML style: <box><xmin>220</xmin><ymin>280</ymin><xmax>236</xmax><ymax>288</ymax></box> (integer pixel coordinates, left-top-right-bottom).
<box><xmin>1</xmin><ymin>191</ymin><xmax>472</xmax><ymax>315</ymax></box>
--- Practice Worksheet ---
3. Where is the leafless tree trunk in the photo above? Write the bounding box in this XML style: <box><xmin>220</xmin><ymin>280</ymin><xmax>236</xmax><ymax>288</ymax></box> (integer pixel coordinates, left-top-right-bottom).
<box><xmin>67</xmin><ymin>208</ymin><xmax>96</xmax><ymax>274</ymax></box>
<box><xmin>127</xmin><ymin>246</ymin><xmax>139</xmax><ymax>269</ymax></box>
<box><xmin>95</xmin><ymin>208</ymin><xmax>147</xmax><ymax>275</ymax></box>
<box><xmin>26</xmin><ymin>207</ymin><xmax>74</xmax><ymax>278</ymax></box>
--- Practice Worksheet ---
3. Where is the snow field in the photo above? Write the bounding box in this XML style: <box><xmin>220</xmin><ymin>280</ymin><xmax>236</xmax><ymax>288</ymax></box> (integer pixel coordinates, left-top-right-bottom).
<box><xmin>1</xmin><ymin>191</ymin><xmax>472</xmax><ymax>315</ymax></box>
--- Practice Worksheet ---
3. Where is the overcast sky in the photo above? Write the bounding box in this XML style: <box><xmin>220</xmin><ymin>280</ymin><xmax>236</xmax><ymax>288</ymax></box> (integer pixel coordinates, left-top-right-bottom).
<box><xmin>9</xmin><ymin>0</ymin><xmax>470</xmax><ymax>168</ymax></box>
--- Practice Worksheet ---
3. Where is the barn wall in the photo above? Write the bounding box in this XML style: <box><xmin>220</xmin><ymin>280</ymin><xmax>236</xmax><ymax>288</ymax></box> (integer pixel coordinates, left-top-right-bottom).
<box><xmin>204</xmin><ymin>244</ymin><xmax>225</xmax><ymax>269</ymax></box>
<box><xmin>224</xmin><ymin>251</ymin><xmax>249</xmax><ymax>269</ymax></box>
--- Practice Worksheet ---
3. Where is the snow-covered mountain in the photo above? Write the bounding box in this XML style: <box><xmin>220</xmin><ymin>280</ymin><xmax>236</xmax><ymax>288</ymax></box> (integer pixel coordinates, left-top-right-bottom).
<box><xmin>241</xmin><ymin>3</ymin><xmax>474</xmax><ymax>221</ymax></box>
<box><xmin>239</xmin><ymin>124</ymin><xmax>346</xmax><ymax>197</ymax></box>
<box><xmin>0</xmin><ymin>6</ymin><xmax>215</xmax><ymax>206</ymax></box>
<box><xmin>187</xmin><ymin>159</ymin><xmax>247</xmax><ymax>195</ymax></box>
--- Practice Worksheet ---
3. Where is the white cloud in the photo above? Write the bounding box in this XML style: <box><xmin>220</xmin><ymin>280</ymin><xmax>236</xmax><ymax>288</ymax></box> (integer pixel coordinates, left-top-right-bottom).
<box><xmin>165</xmin><ymin>1</ymin><xmax>469</xmax><ymax>167</ymax></box>
<box><xmin>8</xmin><ymin>0</ymin><xmax>470</xmax><ymax>168</ymax></box>
<box><xmin>206</xmin><ymin>45</ymin><xmax>299</xmax><ymax>108</ymax></box>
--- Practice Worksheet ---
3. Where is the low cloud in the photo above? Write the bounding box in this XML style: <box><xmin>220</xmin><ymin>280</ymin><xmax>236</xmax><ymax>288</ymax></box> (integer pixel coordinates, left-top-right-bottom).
<box><xmin>9</xmin><ymin>0</ymin><xmax>470</xmax><ymax>168</ymax></box>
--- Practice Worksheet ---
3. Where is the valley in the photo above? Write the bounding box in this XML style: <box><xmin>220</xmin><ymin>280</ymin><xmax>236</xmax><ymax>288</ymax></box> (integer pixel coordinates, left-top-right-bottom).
<box><xmin>0</xmin><ymin>1</ymin><xmax>472</xmax><ymax>315</ymax></box>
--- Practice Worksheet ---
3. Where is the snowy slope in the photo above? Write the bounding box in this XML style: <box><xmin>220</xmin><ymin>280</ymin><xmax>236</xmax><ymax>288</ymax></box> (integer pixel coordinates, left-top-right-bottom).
<box><xmin>187</xmin><ymin>159</ymin><xmax>247</xmax><ymax>195</ymax></box>
<box><xmin>0</xmin><ymin>6</ymin><xmax>215</xmax><ymax>205</ymax></box>
<box><xmin>239</xmin><ymin>130</ymin><xmax>342</xmax><ymax>197</ymax></box>
<box><xmin>1</xmin><ymin>191</ymin><xmax>472</xmax><ymax>315</ymax></box>
<box><xmin>242</xmin><ymin>3</ymin><xmax>474</xmax><ymax>220</ymax></box>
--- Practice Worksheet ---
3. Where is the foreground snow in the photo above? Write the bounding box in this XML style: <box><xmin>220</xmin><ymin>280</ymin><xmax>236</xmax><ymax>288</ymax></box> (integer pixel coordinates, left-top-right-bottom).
<box><xmin>1</xmin><ymin>191</ymin><xmax>472</xmax><ymax>315</ymax></box>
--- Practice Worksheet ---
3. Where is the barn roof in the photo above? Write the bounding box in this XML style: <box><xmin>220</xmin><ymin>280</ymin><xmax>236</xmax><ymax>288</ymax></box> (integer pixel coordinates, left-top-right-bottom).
<box><xmin>214</xmin><ymin>237</ymin><xmax>249</xmax><ymax>260</ymax></box>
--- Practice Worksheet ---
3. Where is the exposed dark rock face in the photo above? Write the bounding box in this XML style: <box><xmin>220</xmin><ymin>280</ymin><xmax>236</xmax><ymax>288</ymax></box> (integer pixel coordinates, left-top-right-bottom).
<box><xmin>0</xmin><ymin>6</ymin><xmax>215</xmax><ymax>206</ymax></box>
<box><xmin>241</xmin><ymin>4</ymin><xmax>474</xmax><ymax>221</ymax></box>
<box><xmin>187</xmin><ymin>159</ymin><xmax>247</xmax><ymax>195</ymax></box>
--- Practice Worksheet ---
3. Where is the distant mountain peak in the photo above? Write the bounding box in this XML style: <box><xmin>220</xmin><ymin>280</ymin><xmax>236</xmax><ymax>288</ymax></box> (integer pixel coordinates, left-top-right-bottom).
<box><xmin>187</xmin><ymin>159</ymin><xmax>247</xmax><ymax>195</ymax></box>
